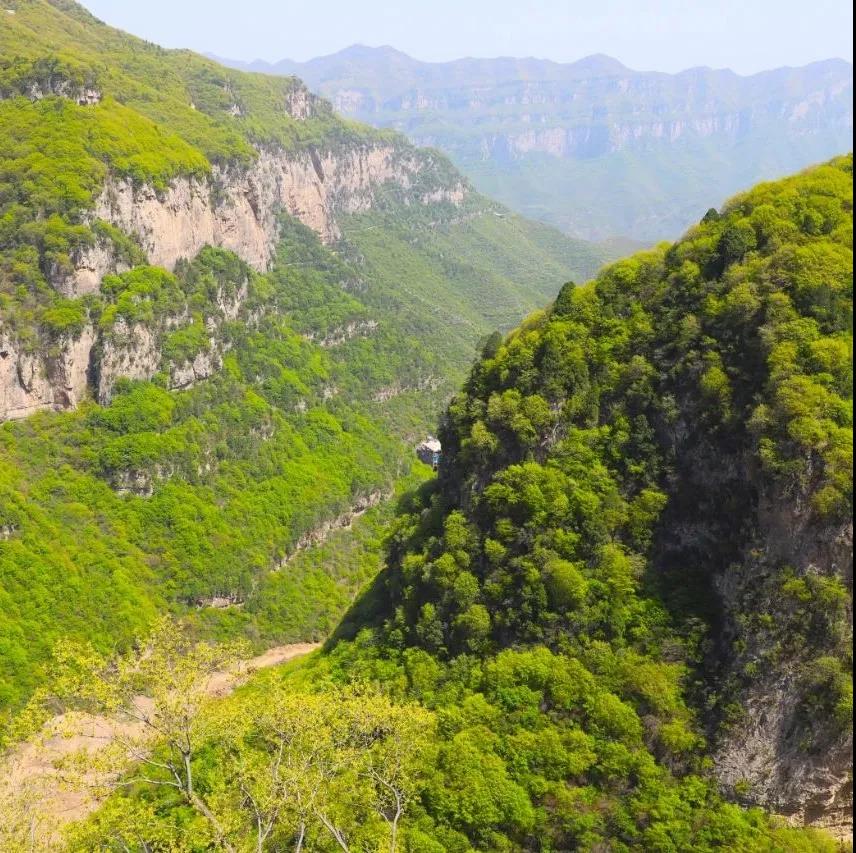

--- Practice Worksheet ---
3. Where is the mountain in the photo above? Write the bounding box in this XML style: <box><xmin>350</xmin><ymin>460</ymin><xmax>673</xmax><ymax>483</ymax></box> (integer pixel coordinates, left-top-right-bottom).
<box><xmin>0</xmin><ymin>2</ymin><xmax>851</xmax><ymax>849</ymax></box>
<box><xmin>45</xmin><ymin>157</ymin><xmax>852</xmax><ymax>852</ymax></box>
<box><xmin>216</xmin><ymin>46</ymin><xmax>854</xmax><ymax>243</ymax></box>
<box><xmin>0</xmin><ymin>0</ymin><xmax>608</xmax><ymax>711</ymax></box>
<box><xmin>336</xmin><ymin>154</ymin><xmax>853</xmax><ymax>843</ymax></box>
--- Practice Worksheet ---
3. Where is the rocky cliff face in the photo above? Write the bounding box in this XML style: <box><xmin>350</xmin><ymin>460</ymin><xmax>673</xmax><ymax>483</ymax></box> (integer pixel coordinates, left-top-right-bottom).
<box><xmin>646</xmin><ymin>398</ymin><xmax>853</xmax><ymax>839</ymax></box>
<box><xmin>295</xmin><ymin>54</ymin><xmax>852</xmax><ymax>158</ymax></box>
<box><xmin>711</xmin><ymin>490</ymin><xmax>853</xmax><ymax>838</ymax></box>
<box><xmin>325</xmin><ymin>74</ymin><xmax>852</xmax><ymax>161</ymax></box>
<box><xmin>94</xmin><ymin>282</ymin><xmax>248</xmax><ymax>403</ymax></box>
<box><xmin>91</xmin><ymin>143</ymin><xmax>462</xmax><ymax>277</ymax></box>
<box><xmin>0</xmin><ymin>140</ymin><xmax>466</xmax><ymax>421</ymax></box>
<box><xmin>0</xmin><ymin>328</ymin><xmax>94</xmax><ymax>420</ymax></box>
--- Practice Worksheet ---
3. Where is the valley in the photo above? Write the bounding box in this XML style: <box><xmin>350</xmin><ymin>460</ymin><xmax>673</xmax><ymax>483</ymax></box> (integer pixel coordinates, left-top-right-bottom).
<box><xmin>0</xmin><ymin>0</ymin><xmax>609</xmax><ymax>717</ymax></box>
<box><xmin>0</xmin><ymin>1</ymin><xmax>852</xmax><ymax>851</ymax></box>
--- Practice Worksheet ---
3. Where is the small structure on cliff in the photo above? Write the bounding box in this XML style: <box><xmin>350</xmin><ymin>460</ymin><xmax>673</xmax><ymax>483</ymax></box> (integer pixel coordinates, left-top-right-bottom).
<box><xmin>416</xmin><ymin>436</ymin><xmax>442</xmax><ymax>470</ymax></box>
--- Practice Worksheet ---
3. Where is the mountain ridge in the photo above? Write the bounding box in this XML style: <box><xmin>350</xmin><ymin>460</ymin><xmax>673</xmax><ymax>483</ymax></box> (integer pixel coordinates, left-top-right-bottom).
<box><xmin>361</xmin><ymin>154</ymin><xmax>853</xmax><ymax>841</ymax></box>
<box><xmin>212</xmin><ymin>46</ymin><xmax>851</xmax><ymax>81</ymax></box>
<box><xmin>213</xmin><ymin>45</ymin><xmax>853</xmax><ymax>242</ymax></box>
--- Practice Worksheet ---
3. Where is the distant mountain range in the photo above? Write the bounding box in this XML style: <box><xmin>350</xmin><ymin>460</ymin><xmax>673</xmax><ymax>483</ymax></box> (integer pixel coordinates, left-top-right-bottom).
<box><xmin>214</xmin><ymin>47</ymin><xmax>854</xmax><ymax>241</ymax></box>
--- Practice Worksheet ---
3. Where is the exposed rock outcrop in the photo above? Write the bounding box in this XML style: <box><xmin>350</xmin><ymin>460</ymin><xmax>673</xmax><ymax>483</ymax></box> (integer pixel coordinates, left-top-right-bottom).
<box><xmin>649</xmin><ymin>398</ymin><xmax>853</xmax><ymax>840</ymax></box>
<box><xmin>93</xmin><ymin>144</ymin><xmax>466</xmax><ymax>273</ymax></box>
<box><xmin>712</xmin><ymin>493</ymin><xmax>853</xmax><ymax>840</ymax></box>
<box><xmin>168</xmin><ymin>348</ymin><xmax>221</xmax><ymax>391</ymax></box>
<box><xmin>276</xmin><ymin>489</ymin><xmax>389</xmax><ymax>567</ymax></box>
<box><xmin>53</xmin><ymin>240</ymin><xmax>129</xmax><ymax>298</ymax></box>
<box><xmin>111</xmin><ymin>465</ymin><xmax>175</xmax><ymax>498</ymax></box>
<box><xmin>95</xmin><ymin>320</ymin><xmax>160</xmax><ymax>403</ymax></box>
<box><xmin>26</xmin><ymin>80</ymin><xmax>101</xmax><ymax>105</ymax></box>
<box><xmin>0</xmin><ymin>328</ymin><xmax>94</xmax><ymax>419</ymax></box>
<box><xmin>305</xmin><ymin>319</ymin><xmax>379</xmax><ymax>348</ymax></box>
<box><xmin>0</xmin><ymin>139</ymin><xmax>467</xmax><ymax>421</ymax></box>
<box><xmin>372</xmin><ymin>375</ymin><xmax>441</xmax><ymax>402</ymax></box>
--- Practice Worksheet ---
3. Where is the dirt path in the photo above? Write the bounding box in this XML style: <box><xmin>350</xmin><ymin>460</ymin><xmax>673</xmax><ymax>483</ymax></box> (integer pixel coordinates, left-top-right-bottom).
<box><xmin>0</xmin><ymin>642</ymin><xmax>320</xmax><ymax>845</ymax></box>
<box><xmin>204</xmin><ymin>641</ymin><xmax>319</xmax><ymax>696</ymax></box>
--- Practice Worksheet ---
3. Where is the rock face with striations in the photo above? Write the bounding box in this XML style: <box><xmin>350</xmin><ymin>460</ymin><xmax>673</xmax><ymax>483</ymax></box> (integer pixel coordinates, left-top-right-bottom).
<box><xmin>649</xmin><ymin>384</ymin><xmax>854</xmax><ymax>839</ymax></box>
<box><xmin>0</xmin><ymin>87</ymin><xmax>466</xmax><ymax>420</ymax></box>
<box><xmin>0</xmin><ymin>329</ymin><xmax>94</xmax><ymax>420</ymax></box>
<box><xmin>90</xmin><ymin>144</ymin><xmax>462</xmax><ymax>277</ymax></box>
<box><xmin>711</xmin><ymin>492</ymin><xmax>853</xmax><ymax>838</ymax></box>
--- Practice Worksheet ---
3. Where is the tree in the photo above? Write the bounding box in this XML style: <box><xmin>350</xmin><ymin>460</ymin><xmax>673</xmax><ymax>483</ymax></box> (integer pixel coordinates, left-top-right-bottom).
<box><xmin>480</xmin><ymin>330</ymin><xmax>503</xmax><ymax>360</ymax></box>
<box><xmin>219</xmin><ymin>685</ymin><xmax>436</xmax><ymax>852</ymax></box>
<box><xmin>0</xmin><ymin>768</ymin><xmax>48</xmax><ymax>852</ymax></box>
<box><xmin>354</xmin><ymin>691</ymin><xmax>435</xmax><ymax>852</ymax></box>
<box><xmin>34</xmin><ymin>621</ymin><xmax>435</xmax><ymax>852</ymax></box>
<box><xmin>553</xmin><ymin>280</ymin><xmax>577</xmax><ymax>316</ymax></box>
<box><xmin>37</xmin><ymin>618</ymin><xmax>248</xmax><ymax>851</ymax></box>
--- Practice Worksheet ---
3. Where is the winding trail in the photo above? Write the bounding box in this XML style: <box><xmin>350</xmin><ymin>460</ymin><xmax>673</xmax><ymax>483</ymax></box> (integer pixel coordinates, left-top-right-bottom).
<box><xmin>0</xmin><ymin>642</ymin><xmax>320</xmax><ymax>844</ymax></box>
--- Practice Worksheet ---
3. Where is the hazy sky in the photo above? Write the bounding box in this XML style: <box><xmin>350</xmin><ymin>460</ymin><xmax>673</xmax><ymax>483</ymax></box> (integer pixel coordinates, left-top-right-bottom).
<box><xmin>83</xmin><ymin>0</ymin><xmax>853</xmax><ymax>73</ymax></box>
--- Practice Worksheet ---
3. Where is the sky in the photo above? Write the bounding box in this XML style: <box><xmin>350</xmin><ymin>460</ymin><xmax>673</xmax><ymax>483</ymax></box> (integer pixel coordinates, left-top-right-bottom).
<box><xmin>83</xmin><ymin>0</ymin><xmax>853</xmax><ymax>74</ymax></box>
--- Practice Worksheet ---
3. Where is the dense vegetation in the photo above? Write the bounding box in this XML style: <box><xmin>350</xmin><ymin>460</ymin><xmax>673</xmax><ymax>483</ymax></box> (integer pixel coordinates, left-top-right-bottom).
<box><xmin>0</xmin><ymin>2</ymin><xmax>851</xmax><ymax>848</ymax></box>
<box><xmin>0</xmin><ymin>197</ymin><xmax>605</xmax><ymax>715</ymax></box>
<box><xmin>386</xmin><ymin>155</ymin><xmax>852</xmax><ymax>658</ymax></box>
<box><xmin>0</xmin><ymin>244</ymin><xmax>400</xmax><ymax>712</ymax></box>
<box><xmin>0</xmin><ymin>0</ymin><xmax>612</xmax><ymax>719</ymax></box>
<box><xmin>8</xmin><ymin>618</ymin><xmax>833</xmax><ymax>852</ymax></box>
<box><xmin>0</xmin><ymin>0</ymin><xmax>376</xmax><ymax>359</ymax></box>
<box><xmin>322</xmin><ymin>155</ymin><xmax>853</xmax><ymax>849</ymax></box>
<box><xmin>36</xmin><ymin>157</ymin><xmax>851</xmax><ymax>851</ymax></box>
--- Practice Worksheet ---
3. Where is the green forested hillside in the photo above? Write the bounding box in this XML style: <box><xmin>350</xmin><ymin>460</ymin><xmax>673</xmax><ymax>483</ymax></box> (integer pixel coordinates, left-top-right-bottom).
<box><xmin>0</xmin><ymin>243</ymin><xmax>396</xmax><ymax>710</ymax></box>
<box><xmin>52</xmin><ymin>158</ymin><xmax>852</xmax><ymax>850</ymax></box>
<box><xmin>0</xmin><ymin>0</ymin><xmax>609</xmax><ymax>717</ymax></box>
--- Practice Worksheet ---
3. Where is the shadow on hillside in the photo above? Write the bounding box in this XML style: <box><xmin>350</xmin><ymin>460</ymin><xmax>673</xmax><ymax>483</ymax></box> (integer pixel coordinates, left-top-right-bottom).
<box><xmin>324</xmin><ymin>567</ymin><xmax>392</xmax><ymax>650</ymax></box>
<box><xmin>324</xmin><ymin>476</ymin><xmax>442</xmax><ymax>652</ymax></box>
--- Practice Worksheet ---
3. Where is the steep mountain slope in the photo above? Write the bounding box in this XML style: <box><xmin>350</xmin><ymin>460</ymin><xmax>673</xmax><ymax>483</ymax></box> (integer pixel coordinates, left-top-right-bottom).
<box><xmin>220</xmin><ymin>46</ymin><xmax>853</xmax><ymax>242</ymax></box>
<box><xmin>63</xmin><ymin>158</ymin><xmax>852</xmax><ymax>852</ymax></box>
<box><xmin>365</xmin><ymin>154</ymin><xmax>853</xmax><ymax>839</ymax></box>
<box><xmin>0</xmin><ymin>0</ymin><xmax>608</xmax><ymax>713</ymax></box>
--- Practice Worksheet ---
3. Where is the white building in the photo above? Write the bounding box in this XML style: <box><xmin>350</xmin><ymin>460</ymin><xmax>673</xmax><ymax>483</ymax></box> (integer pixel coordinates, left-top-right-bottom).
<box><xmin>416</xmin><ymin>436</ymin><xmax>442</xmax><ymax>469</ymax></box>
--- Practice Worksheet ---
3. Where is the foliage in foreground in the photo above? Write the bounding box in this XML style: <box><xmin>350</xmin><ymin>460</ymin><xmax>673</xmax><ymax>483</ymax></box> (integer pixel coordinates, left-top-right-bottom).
<box><xmin>26</xmin><ymin>622</ymin><xmax>841</xmax><ymax>853</ymax></box>
<box><xmin>6</xmin><ymin>620</ymin><xmax>435</xmax><ymax>853</ymax></box>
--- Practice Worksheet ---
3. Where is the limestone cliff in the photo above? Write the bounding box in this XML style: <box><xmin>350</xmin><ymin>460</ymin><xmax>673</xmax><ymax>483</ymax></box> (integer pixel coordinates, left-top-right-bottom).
<box><xmin>0</xmin><ymin>139</ymin><xmax>466</xmax><ymax>421</ymax></box>
<box><xmin>648</xmin><ymin>394</ymin><xmax>853</xmax><ymax>839</ymax></box>
<box><xmin>221</xmin><ymin>47</ymin><xmax>853</xmax><ymax>240</ymax></box>
<box><xmin>711</xmin><ymin>491</ymin><xmax>853</xmax><ymax>839</ymax></box>
<box><xmin>0</xmin><ymin>328</ymin><xmax>94</xmax><ymax>420</ymax></box>
<box><xmin>91</xmin><ymin>144</ymin><xmax>464</xmax><ymax>277</ymax></box>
